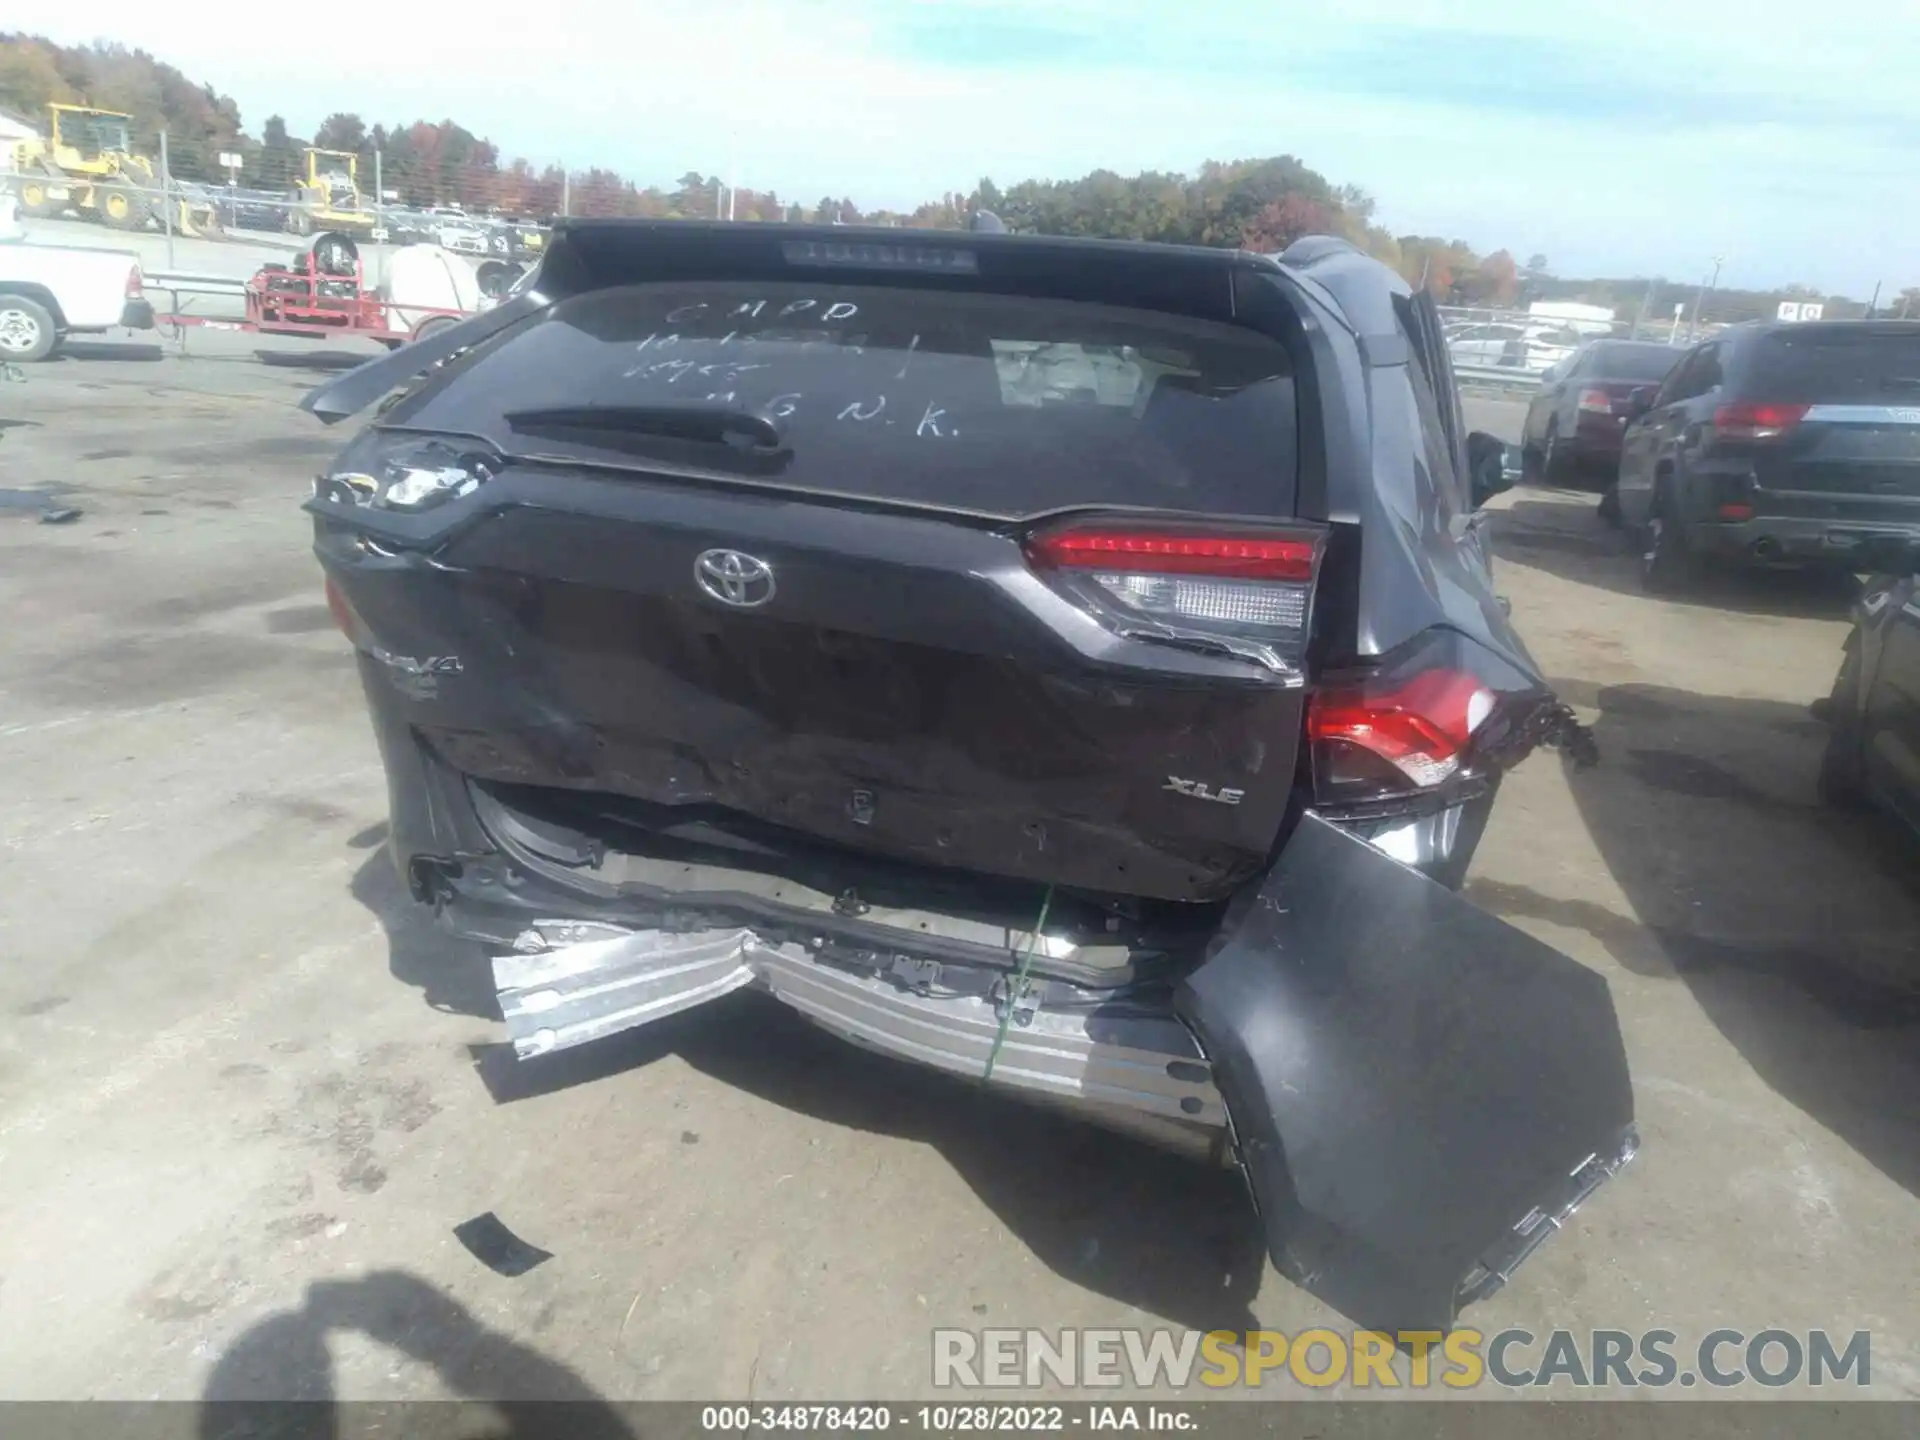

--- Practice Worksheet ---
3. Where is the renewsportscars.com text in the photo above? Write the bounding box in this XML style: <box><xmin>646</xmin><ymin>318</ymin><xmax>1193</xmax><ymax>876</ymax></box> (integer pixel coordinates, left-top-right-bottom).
<box><xmin>931</xmin><ymin>1328</ymin><xmax>1873</xmax><ymax>1391</ymax></box>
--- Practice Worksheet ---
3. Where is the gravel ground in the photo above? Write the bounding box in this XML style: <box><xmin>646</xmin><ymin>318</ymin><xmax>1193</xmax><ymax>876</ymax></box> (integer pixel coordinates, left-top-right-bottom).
<box><xmin>0</xmin><ymin>337</ymin><xmax>1915</xmax><ymax>1406</ymax></box>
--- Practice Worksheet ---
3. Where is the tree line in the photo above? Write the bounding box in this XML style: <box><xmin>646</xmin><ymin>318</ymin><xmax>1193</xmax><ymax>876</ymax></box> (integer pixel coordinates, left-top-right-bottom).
<box><xmin>4</xmin><ymin>32</ymin><xmax>1909</xmax><ymax>322</ymax></box>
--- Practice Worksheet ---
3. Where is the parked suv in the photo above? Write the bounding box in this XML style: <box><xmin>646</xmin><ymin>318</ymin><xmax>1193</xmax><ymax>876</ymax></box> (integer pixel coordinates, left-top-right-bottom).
<box><xmin>1614</xmin><ymin>321</ymin><xmax>1920</xmax><ymax>591</ymax></box>
<box><xmin>1817</xmin><ymin>543</ymin><xmax>1920</xmax><ymax>838</ymax></box>
<box><xmin>301</xmin><ymin>222</ymin><xmax>1635</xmax><ymax>1332</ymax></box>
<box><xmin>1523</xmin><ymin>339</ymin><xmax>1683</xmax><ymax>483</ymax></box>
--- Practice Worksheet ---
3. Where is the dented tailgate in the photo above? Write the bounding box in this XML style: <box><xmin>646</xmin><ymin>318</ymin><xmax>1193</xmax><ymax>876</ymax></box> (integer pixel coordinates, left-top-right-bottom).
<box><xmin>1176</xmin><ymin>813</ymin><xmax>1636</xmax><ymax>1333</ymax></box>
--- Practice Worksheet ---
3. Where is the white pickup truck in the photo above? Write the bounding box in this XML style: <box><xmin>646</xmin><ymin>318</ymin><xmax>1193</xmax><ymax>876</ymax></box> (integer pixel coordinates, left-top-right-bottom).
<box><xmin>0</xmin><ymin>197</ymin><xmax>157</xmax><ymax>361</ymax></box>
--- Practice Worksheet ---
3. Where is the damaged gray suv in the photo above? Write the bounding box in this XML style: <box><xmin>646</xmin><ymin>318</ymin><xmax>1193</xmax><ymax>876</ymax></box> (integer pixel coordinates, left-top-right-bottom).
<box><xmin>303</xmin><ymin>221</ymin><xmax>1636</xmax><ymax>1333</ymax></box>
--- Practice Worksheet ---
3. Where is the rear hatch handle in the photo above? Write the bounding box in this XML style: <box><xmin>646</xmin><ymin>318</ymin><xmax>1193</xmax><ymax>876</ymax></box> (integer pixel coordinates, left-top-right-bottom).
<box><xmin>1175</xmin><ymin>813</ymin><xmax>1637</xmax><ymax>1334</ymax></box>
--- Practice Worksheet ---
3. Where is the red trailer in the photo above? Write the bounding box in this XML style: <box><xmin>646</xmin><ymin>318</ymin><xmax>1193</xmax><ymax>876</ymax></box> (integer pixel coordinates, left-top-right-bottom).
<box><xmin>160</xmin><ymin>232</ymin><xmax>472</xmax><ymax>350</ymax></box>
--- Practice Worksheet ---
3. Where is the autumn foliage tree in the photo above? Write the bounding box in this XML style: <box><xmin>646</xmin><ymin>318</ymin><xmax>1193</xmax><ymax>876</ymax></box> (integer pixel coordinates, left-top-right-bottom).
<box><xmin>1238</xmin><ymin>194</ymin><xmax>1339</xmax><ymax>253</ymax></box>
<box><xmin>0</xmin><ymin>32</ymin><xmax>243</xmax><ymax>179</ymax></box>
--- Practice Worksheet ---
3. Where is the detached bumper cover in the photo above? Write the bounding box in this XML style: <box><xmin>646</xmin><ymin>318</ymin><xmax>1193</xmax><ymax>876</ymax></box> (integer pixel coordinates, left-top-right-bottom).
<box><xmin>1176</xmin><ymin>813</ymin><xmax>1637</xmax><ymax>1333</ymax></box>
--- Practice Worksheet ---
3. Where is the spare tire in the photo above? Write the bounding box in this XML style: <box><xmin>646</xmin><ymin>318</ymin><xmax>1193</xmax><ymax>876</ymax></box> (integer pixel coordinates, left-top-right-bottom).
<box><xmin>409</xmin><ymin>314</ymin><xmax>459</xmax><ymax>345</ymax></box>
<box><xmin>307</xmin><ymin>231</ymin><xmax>360</xmax><ymax>277</ymax></box>
<box><xmin>475</xmin><ymin>260</ymin><xmax>524</xmax><ymax>300</ymax></box>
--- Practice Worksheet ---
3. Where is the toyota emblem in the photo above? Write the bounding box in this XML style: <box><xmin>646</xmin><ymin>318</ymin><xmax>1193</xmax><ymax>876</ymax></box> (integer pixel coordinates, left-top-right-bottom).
<box><xmin>694</xmin><ymin>549</ymin><xmax>776</xmax><ymax>608</ymax></box>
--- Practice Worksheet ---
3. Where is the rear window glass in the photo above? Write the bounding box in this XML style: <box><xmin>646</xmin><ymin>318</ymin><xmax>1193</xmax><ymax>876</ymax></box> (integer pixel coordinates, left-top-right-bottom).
<box><xmin>1747</xmin><ymin>329</ymin><xmax>1920</xmax><ymax>400</ymax></box>
<box><xmin>421</xmin><ymin>282</ymin><xmax>1299</xmax><ymax>518</ymax></box>
<box><xmin>1582</xmin><ymin>343</ymin><xmax>1681</xmax><ymax>381</ymax></box>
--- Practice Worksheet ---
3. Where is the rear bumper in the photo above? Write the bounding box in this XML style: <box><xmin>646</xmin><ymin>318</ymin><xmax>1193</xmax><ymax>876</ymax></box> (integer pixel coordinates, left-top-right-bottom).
<box><xmin>359</xmin><ymin>653</ymin><xmax>1635</xmax><ymax>1332</ymax></box>
<box><xmin>1688</xmin><ymin>512</ymin><xmax>1920</xmax><ymax>564</ymax></box>
<box><xmin>120</xmin><ymin>299</ymin><xmax>155</xmax><ymax>331</ymax></box>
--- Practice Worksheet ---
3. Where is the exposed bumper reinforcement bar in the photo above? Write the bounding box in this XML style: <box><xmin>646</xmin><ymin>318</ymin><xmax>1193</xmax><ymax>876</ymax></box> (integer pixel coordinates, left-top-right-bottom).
<box><xmin>492</xmin><ymin>920</ymin><xmax>1228</xmax><ymax>1143</ymax></box>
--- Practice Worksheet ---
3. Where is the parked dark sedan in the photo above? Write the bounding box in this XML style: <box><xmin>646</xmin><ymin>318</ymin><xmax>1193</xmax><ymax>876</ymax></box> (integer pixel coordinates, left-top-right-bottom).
<box><xmin>1818</xmin><ymin>549</ymin><xmax>1920</xmax><ymax>838</ymax></box>
<box><xmin>298</xmin><ymin>221</ymin><xmax>1634</xmax><ymax>1333</ymax></box>
<box><xmin>1613</xmin><ymin>321</ymin><xmax>1920</xmax><ymax>591</ymax></box>
<box><xmin>1522</xmin><ymin>339</ymin><xmax>1682</xmax><ymax>484</ymax></box>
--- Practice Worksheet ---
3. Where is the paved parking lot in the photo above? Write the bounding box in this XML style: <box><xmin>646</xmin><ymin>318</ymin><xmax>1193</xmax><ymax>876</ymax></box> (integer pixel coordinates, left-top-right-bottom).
<box><xmin>1</xmin><ymin>334</ymin><xmax>1916</xmax><ymax>1403</ymax></box>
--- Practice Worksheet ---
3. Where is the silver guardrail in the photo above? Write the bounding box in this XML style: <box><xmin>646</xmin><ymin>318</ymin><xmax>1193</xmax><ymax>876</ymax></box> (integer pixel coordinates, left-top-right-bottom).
<box><xmin>1453</xmin><ymin>362</ymin><xmax>1545</xmax><ymax>393</ymax></box>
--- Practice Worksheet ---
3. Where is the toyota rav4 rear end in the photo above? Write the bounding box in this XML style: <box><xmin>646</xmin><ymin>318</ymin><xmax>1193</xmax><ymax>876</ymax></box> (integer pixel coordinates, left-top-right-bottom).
<box><xmin>303</xmin><ymin>221</ymin><xmax>1636</xmax><ymax>1333</ymax></box>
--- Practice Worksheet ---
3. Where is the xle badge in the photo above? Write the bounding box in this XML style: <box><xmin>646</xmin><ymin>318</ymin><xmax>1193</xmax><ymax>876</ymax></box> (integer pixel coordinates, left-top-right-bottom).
<box><xmin>1165</xmin><ymin>777</ymin><xmax>1246</xmax><ymax>805</ymax></box>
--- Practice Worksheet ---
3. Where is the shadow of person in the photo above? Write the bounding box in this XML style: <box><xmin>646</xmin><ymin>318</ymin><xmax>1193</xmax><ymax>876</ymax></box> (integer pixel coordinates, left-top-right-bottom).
<box><xmin>1474</xmin><ymin>679</ymin><xmax>1920</xmax><ymax>1201</ymax></box>
<box><xmin>199</xmin><ymin>1269</ymin><xmax>636</xmax><ymax>1440</ymax></box>
<box><xmin>1491</xmin><ymin>495</ymin><xmax>1861</xmax><ymax>620</ymax></box>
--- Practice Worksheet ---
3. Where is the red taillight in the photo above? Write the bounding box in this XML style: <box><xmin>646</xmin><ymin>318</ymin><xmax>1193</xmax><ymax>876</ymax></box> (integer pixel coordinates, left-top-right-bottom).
<box><xmin>1577</xmin><ymin>388</ymin><xmax>1613</xmax><ymax>414</ymax></box>
<box><xmin>1713</xmin><ymin>401</ymin><xmax>1808</xmax><ymax>442</ymax></box>
<box><xmin>324</xmin><ymin>574</ymin><xmax>367</xmax><ymax>646</ymax></box>
<box><xmin>1024</xmin><ymin>522</ymin><xmax>1323</xmax><ymax>658</ymax></box>
<box><xmin>126</xmin><ymin>266</ymin><xmax>142</xmax><ymax>299</ymax></box>
<box><xmin>1309</xmin><ymin>668</ymin><xmax>1496</xmax><ymax>790</ymax></box>
<box><xmin>1028</xmin><ymin>528</ymin><xmax>1316</xmax><ymax>581</ymax></box>
<box><xmin>1716</xmin><ymin>502</ymin><xmax>1755</xmax><ymax>521</ymax></box>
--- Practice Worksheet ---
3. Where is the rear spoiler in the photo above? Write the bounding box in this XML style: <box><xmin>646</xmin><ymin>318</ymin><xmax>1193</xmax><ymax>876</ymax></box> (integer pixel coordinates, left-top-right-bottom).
<box><xmin>301</xmin><ymin>220</ymin><xmax>1294</xmax><ymax>424</ymax></box>
<box><xmin>300</xmin><ymin>288</ymin><xmax>549</xmax><ymax>424</ymax></box>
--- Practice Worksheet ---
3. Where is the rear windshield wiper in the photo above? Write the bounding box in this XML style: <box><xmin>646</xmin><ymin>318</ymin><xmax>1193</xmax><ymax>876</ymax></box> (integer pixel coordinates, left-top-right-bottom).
<box><xmin>504</xmin><ymin>404</ymin><xmax>786</xmax><ymax>453</ymax></box>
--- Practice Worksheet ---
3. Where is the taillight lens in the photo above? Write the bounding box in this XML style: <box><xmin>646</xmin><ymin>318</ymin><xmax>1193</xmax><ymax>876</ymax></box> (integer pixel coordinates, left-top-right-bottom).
<box><xmin>323</xmin><ymin>573</ymin><xmax>369</xmax><ymax>647</ymax></box>
<box><xmin>1025</xmin><ymin>520</ymin><xmax>1324</xmax><ymax>673</ymax></box>
<box><xmin>1028</xmin><ymin>529</ymin><xmax>1315</xmax><ymax>581</ymax></box>
<box><xmin>1713</xmin><ymin>401</ymin><xmax>1808</xmax><ymax>442</ymax></box>
<box><xmin>1307</xmin><ymin>631</ymin><xmax>1546</xmax><ymax>802</ymax></box>
<box><xmin>1577</xmin><ymin>388</ymin><xmax>1613</xmax><ymax>414</ymax></box>
<box><xmin>126</xmin><ymin>266</ymin><xmax>143</xmax><ymax>299</ymax></box>
<box><xmin>1311</xmin><ymin>669</ymin><xmax>1495</xmax><ymax>789</ymax></box>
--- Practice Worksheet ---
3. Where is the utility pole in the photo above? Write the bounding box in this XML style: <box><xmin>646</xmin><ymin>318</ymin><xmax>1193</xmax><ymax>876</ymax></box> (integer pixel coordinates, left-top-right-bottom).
<box><xmin>1868</xmin><ymin>280</ymin><xmax>1882</xmax><ymax>318</ymax></box>
<box><xmin>158</xmin><ymin>129</ymin><xmax>175</xmax><ymax>269</ymax></box>
<box><xmin>1631</xmin><ymin>277</ymin><xmax>1657</xmax><ymax>340</ymax></box>
<box><xmin>1687</xmin><ymin>255</ymin><xmax>1723</xmax><ymax>342</ymax></box>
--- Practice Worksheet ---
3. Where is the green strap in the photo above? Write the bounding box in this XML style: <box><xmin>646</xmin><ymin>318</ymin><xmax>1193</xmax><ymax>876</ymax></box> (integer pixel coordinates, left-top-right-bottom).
<box><xmin>982</xmin><ymin>886</ymin><xmax>1054</xmax><ymax>1084</ymax></box>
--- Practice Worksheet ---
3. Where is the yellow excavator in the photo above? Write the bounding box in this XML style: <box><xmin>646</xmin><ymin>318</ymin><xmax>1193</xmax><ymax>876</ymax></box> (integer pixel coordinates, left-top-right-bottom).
<box><xmin>8</xmin><ymin>103</ymin><xmax>223</xmax><ymax>237</ymax></box>
<box><xmin>286</xmin><ymin>148</ymin><xmax>377</xmax><ymax>236</ymax></box>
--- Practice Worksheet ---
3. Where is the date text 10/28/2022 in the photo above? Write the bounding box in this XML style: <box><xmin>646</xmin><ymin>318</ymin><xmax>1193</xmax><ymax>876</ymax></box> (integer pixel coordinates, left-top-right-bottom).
<box><xmin>701</xmin><ymin>1406</ymin><xmax>1195</xmax><ymax>1431</ymax></box>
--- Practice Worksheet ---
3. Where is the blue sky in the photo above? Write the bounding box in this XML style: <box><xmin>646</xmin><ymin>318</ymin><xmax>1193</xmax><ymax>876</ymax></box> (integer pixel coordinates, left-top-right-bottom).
<box><xmin>44</xmin><ymin>0</ymin><xmax>1920</xmax><ymax>294</ymax></box>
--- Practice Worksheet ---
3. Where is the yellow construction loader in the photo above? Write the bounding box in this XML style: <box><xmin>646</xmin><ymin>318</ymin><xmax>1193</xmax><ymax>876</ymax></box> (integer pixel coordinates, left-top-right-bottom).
<box><xmin>286</xmin><ymin>148</ymin><xmax>376</xmax><ymax>236</ymax></box>
<box><xmin>8</xmin><ymin>103</ymin><xmax>223</xmax><ymax>237</ymax></box>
